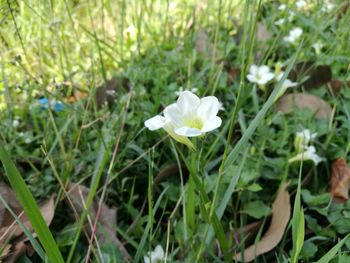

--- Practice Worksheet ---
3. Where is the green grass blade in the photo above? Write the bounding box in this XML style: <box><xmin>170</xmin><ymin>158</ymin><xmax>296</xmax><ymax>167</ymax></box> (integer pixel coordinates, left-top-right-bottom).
<box><xmin>315</xmin><ymin>234</ymin><xmax>350</xmax><ymax>263</ymax></box>
<box><xmin>0</xmin><ymin>144</ymin><xmax>64</xmax><ymax>263</ymax></box>
<box><xmin>223</xmin><ymin>44</ymin><xmax>302</xmax><ymax>173</ymax></box>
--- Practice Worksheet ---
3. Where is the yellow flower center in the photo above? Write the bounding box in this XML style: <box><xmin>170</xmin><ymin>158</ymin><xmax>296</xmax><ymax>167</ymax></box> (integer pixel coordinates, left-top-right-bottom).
<box><xmin>184</xmin><ymin>117</ymin><xmax>203</xmax><ymax>130</ymax></box>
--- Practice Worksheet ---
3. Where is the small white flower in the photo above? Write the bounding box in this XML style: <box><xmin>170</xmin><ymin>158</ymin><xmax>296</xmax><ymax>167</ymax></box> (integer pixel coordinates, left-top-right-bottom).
<box><xmin>246</xmin><ymin>65</ymin><xmax>275</xmax><ymax>86</ymax></box>
<box><xmin>275</xmin><ymin>18</ymin><xmax>285</xmax><ymax>26</ymax></box>
<box><xmin>296</xmin><ymin>0</ymin><xmax>307</xmax><ymax>9</ymax></box>
<box><xmin>312</xmin><ymin>41</ymin><xmax>324</xmax><ymax>55</ymax></box>
<box><xmin>288</xmin><ymin>11</ymin><xmax>296</xmax><ymax>21</ymax></box>
<box><xmin>284</xmin><ymin>27</ymin><xmax>303</xmax><ymax>44</ymax></box>
<box><xmin>278</xmin><ymin>4</ymin><xmax>287</xmax><ymax>10</ymax></box>
<box><xmin>12</xmin><ymin>119</ymin><xmax>20</xmax><ymax>128</ymax></box>
<box><xmin>24</xmin><ymin>138</ymin><xmax>32</xmax><ymax>144</ymax></box>
<box><xmin>288</xmin><ymin>146</ymin><xmax>323</xmax><ymax>165</ymax></box>
<box><xmin>145</xmin><ymin>91</ymin><xmax>222</xmax><ymax>149</ymax></box>
<box><xmin>294</xmin><ymin>129</ymin><xmax>317</xmax><ymax>153</ymax></box>
<box><xmin>144</xmin><ymin>245</ymin><xmax>165</xmax><ymax>263</ymax></box>
<box><xmin>274</xmin><ymin>70</ymin><xmax>298</xmax><ymax>100</ymax></box>
<box><xmin>321</xmin><ymin>1</ymin><xmax>335</xmax><ymax>12</ymax></box>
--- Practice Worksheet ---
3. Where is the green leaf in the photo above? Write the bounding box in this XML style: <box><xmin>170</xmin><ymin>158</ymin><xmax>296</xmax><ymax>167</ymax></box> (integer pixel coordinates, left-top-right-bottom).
<box><xmin>246</xmin><ymin>183</ymin><xmax>263</xmax><ymax>192</ymax></box>
<box><xmin>243</xmin><ymin>200</ymin><xmax>272</xmax><ymax>219</ymax></box>
<box><xmin>0</xmin><ymin>144</ymin><xmax>64</xmax><ymax>263</ymax></box>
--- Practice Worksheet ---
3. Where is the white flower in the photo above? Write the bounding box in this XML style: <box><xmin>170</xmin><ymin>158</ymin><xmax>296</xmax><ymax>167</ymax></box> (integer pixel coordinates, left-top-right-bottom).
<box><xmin>288</xmin><ymin>146</ymin><xmax>323</xmax><ymax>165</ymax></box>
<box><xmin>275</xmin><ymin>18</ymin><xmax>285</xmax><ymax>26</ymax></box>
<box><xmin>288</xmin><ymin>11</ymin><xmax>296</xmax><ymax>21</ymax></box>
<box><xmin>312</xmin><ymin>41</ymin><xmax>324</xmax><ymax>55</ymax></box>
<box><xmin>278</xmin><ymin>4</ymin><xmax>287</xmax><ymax>10</ymax></box>
<box><xmin>296</xmin><ymin>0</ymin><xmax>307</xmax><ymax>9</ymax></box>
<box><xmin>284</xmin><ymin>27</ymin><xmax>303</xmax><ymax>44</ymax></box>
<box><xmin>246</xmin><ymin>65</ymin><xmax>275</xmax><ymax>86</ymax></box>
<box><xmin>294</xmin><ymin>129</ymin><xmax>317</xmax><ymax>153</ymax></box>
<box><xmin>175</xmin><ymin>87</ymin><xmax>198</xmax><ymax>97</ymax></box>
<box><xmin>321</xmin><ymin>1</ymin><xmax>335</xmax><ymax>12</ymax></box>
<box><xmin>145</xmin><ymin>91</ymin><xmax>222</xmax><ymax>149</ymax></box>
<box><xmin>144</xmin><ymin>245</ymin><xmax>165</xmax><ymax>263</ymax></box>
<box><xmin>12</xmin><ymin>119</ymin><xmax>20</xmax><ymax>128</ymax></box>
<box><xmin>274</xmin><ymin>70</ymin><xmax>298</xmax><ymax>100</ymax></box>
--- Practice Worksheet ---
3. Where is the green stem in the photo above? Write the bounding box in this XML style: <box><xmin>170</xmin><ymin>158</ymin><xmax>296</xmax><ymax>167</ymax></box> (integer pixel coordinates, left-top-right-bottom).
<box><xmin>186</xmin><ymin>139</ymin><xmax>198</xmax><ymax>235</ymax></box>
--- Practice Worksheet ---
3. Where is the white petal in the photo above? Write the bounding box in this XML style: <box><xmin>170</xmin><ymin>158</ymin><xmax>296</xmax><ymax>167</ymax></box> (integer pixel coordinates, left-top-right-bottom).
<box><xmin>176</xmin><ymin>91</ymin><xmax>200</xmax><ymax>116</ymax></box>
<box><xmin>249</xmin><ymin>64</ymin><xmax>259</xmax><ymax>75</ymax></box>
<box><xmin>153</xmin><ymin>245</ymin><xmax>164</xmax><ymax>259</ymax></box>
<box><xmin>144</xmin><ymin>115</ymin><xmax>167</xmax><ymax>131</ymax></box>
<box><xmin>174</xmin><ymin>126</ymin><xmax>202</xmax><ymax>137</ymax></box>
<box><xmin>201</xmin><ymin>116</ymin><xmax>222</xmax><ymax>133</ymax></box>
<box><xmin>164</xmin><ymin>103</ymin><xmax>183</xmax><ymax>127</ymax></box>
<box><xmin>144</xmin><ymin>256</ymin><xmax>150</xmax><ymax>263</ymax></box>
<box><xmin>261</xmin><ymin>73</ymin><xmax>275</xmax><ymax>83</ymax></box>
<box><xmin>283</xmin><ymin>79</ymin><xmax>298</xmax><ymax>88</ymax></box>
<box><xmin>259</xmin><ymin>65</ymin><xmax>271</xmax><ymax>75</ymax></box>
<box><xmin>247</xmin><ymin>74</ymin><xmax>258</xmax><ymax>83</ymax></box>
<box><xmin>197</xmin><ymin>96</ymin><xmax>220</xmax><ymax>120</ymax></box>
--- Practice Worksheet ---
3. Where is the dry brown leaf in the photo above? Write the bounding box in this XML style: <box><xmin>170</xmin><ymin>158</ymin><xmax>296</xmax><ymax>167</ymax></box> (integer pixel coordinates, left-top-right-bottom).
<box><xmin>0</xmin><ymin>183</ymin><xmax>55</xmax><ymax>261</ymax></box>
<box><xmin>288</xmin><ymin>62</ymin><xmax>332</xmax><ymax>89</ymax></box>
<box><xmin>256</xmin><ymin>22</ymin><xmax>271</xmax><ymax>42</ymax></box>
<box><xmin>66</xmin><ymin>183</ymin><xmax>131</xmax><ymax>261</ymax></box>
<box><xmin>276</xmin><ymin>93</ymin><xmax>332</xmax><ymax>119</ymax></box>
<box><xmin>234</xmin><ymin>182</ymin><xmax>291</xmax><ymax>262</ymax></box>
<box><xmin>329</xmin><ymin>80</ymin><xmax>350</xmax><ymax>95</ymax></box>
<box><xmin>195</xmin><ymin>28</ymin><xmax>213</xmax><ymax>58</ymax></box>
<box><xmin>96</xmin><ymin>77</ymin><xmax>130</xmax><ymax>108</ymax></box>
<box><xmin>330</xmin><ymin>158</ymin><xmax>350</xmax><ymax>202</ymax></box>
<box><xmin>233</xmin><ymin>221</ymin><xmax>263</xmax><ymax>246</ymax></box>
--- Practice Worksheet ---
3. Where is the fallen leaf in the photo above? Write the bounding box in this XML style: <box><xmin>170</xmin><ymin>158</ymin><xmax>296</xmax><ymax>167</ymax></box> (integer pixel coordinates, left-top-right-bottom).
<box><xmin>233</xmin><ymin>221</ymin><xmax>263</xmax><ymax>246</ymax></box>
<box><xmin>328</xmin><ymin>80</ymin><xmax>350</xmax><ymax>95</ymax></box>
<box><xmin>96</xmin><ymin>77</ymin><xmax>130</xmax><ymax>108</ymax></box>
<box><xmin>256</xmin><ymin>22</ymin><xmax>271</xmax><ymax>42</ymax></box>
<box><xmin>0</xmin><ymin>183</ymin><xmax>55</xmax><ymax>262</ymax></box>
<box><xmin>330</xmin><ymin>158</ymin><xmax>350</xmax><ymax>202</ymax></box>
<box><xmin>234</xmin><ymin>182</ymin><xmax>291</xmax><ymax>262</ymax></box>
<box><xmin>226</xmin><ymin>67</ymin><xmax>240</xmax><ymax>85</ymax></box>
<box><xmin>63</xmin><ymin>90</ymin><xmax>89</xmax><ymax>104</ymax></box>
<box><xmin>195</xmin><ymin>28</ymin><xmax>213</xmax><ymax>58</ymax></box>
<box><xmin>276</xmin><ymin>93</ymin><xmax>332</xmax><ymax>119</ymax></box>
<box><xmin>66</xmin><ymin>183</ymin><xmax>131</xmax><ymax>261</ymax></box>
<box><xmin>289</xmin><ymin>62</ymin><xmax>332</xmax><ymax>89</ymax></box>
<box><xmin>1</xmin><ymin>241</ymin><xmax>27</xmax><ymax>263</ymax></box>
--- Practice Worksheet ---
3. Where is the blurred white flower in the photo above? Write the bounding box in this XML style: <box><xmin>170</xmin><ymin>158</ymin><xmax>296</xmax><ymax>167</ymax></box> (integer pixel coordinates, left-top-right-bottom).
<box><xmin>294</xmin><ymin>129</ymin><xmax>317</xmax><ymax>153</ymax></box>
<box><xmin>321</xmin><ymin>1</ymin><xmax>335</xmax><ymax>12</ymax></box>
<box><xmin>312</xmin><ymin>41</ymin><xmax>324</xmax><ymax>55</ymax></box>
<box><xmin>296</xmin><ymin>0</ymin><xmax>307</xmax><ymax>9</ymax></box>
<box><xmin>275</xmin><ymin>18</ymin><xmax>285</xmax><ymax>26</ymax></box>
<box><xmin>12</xmin><ymin>119</ymin><xmax>20</xmax><ymax>128</ymax></box>
<box><xmin>145</xmin><ymin>91</ymin><xmax>222</xmax><ymax>149</ymax></box>
<box><xmin>246</xmin><ymin>65</ymin><xmax>275</xmax><ymax>86</ymax></box>
<box><xmin>175</xmin><ymin>87</ymin><xmax>198</xmax><ymax>97</ymax></box>
<box><xmin>288</xmin><ymin>146</ymin><xmax>323</xmax><ymax>165</ymax></box>
<box><xmin>24</xmin><ymin>138</ymin><xmax>32</xmax><ymax>144</ymax></box>
<box><xmin>278</xmin><ymin>4</ymin><xmax>287</xmax><ymax>10</ymax></box>
<box><xmin>144</xmin><ymin>245</ymin><xmax>165</xmax><ymax>263</ymax></box>
<box><xmin>284</xmin><ymin>27</ymin><xmax>303</xmax><ymax>44</ymax></box>
<box><xmin>288</xmin><ymin>11</ymin><xmax>296</xmax><ymax>21</ymax></box>
<box><xmin>275</xmin><ymin>79</ymin><xmax>298</xmax><ymax>101</ymax></box>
